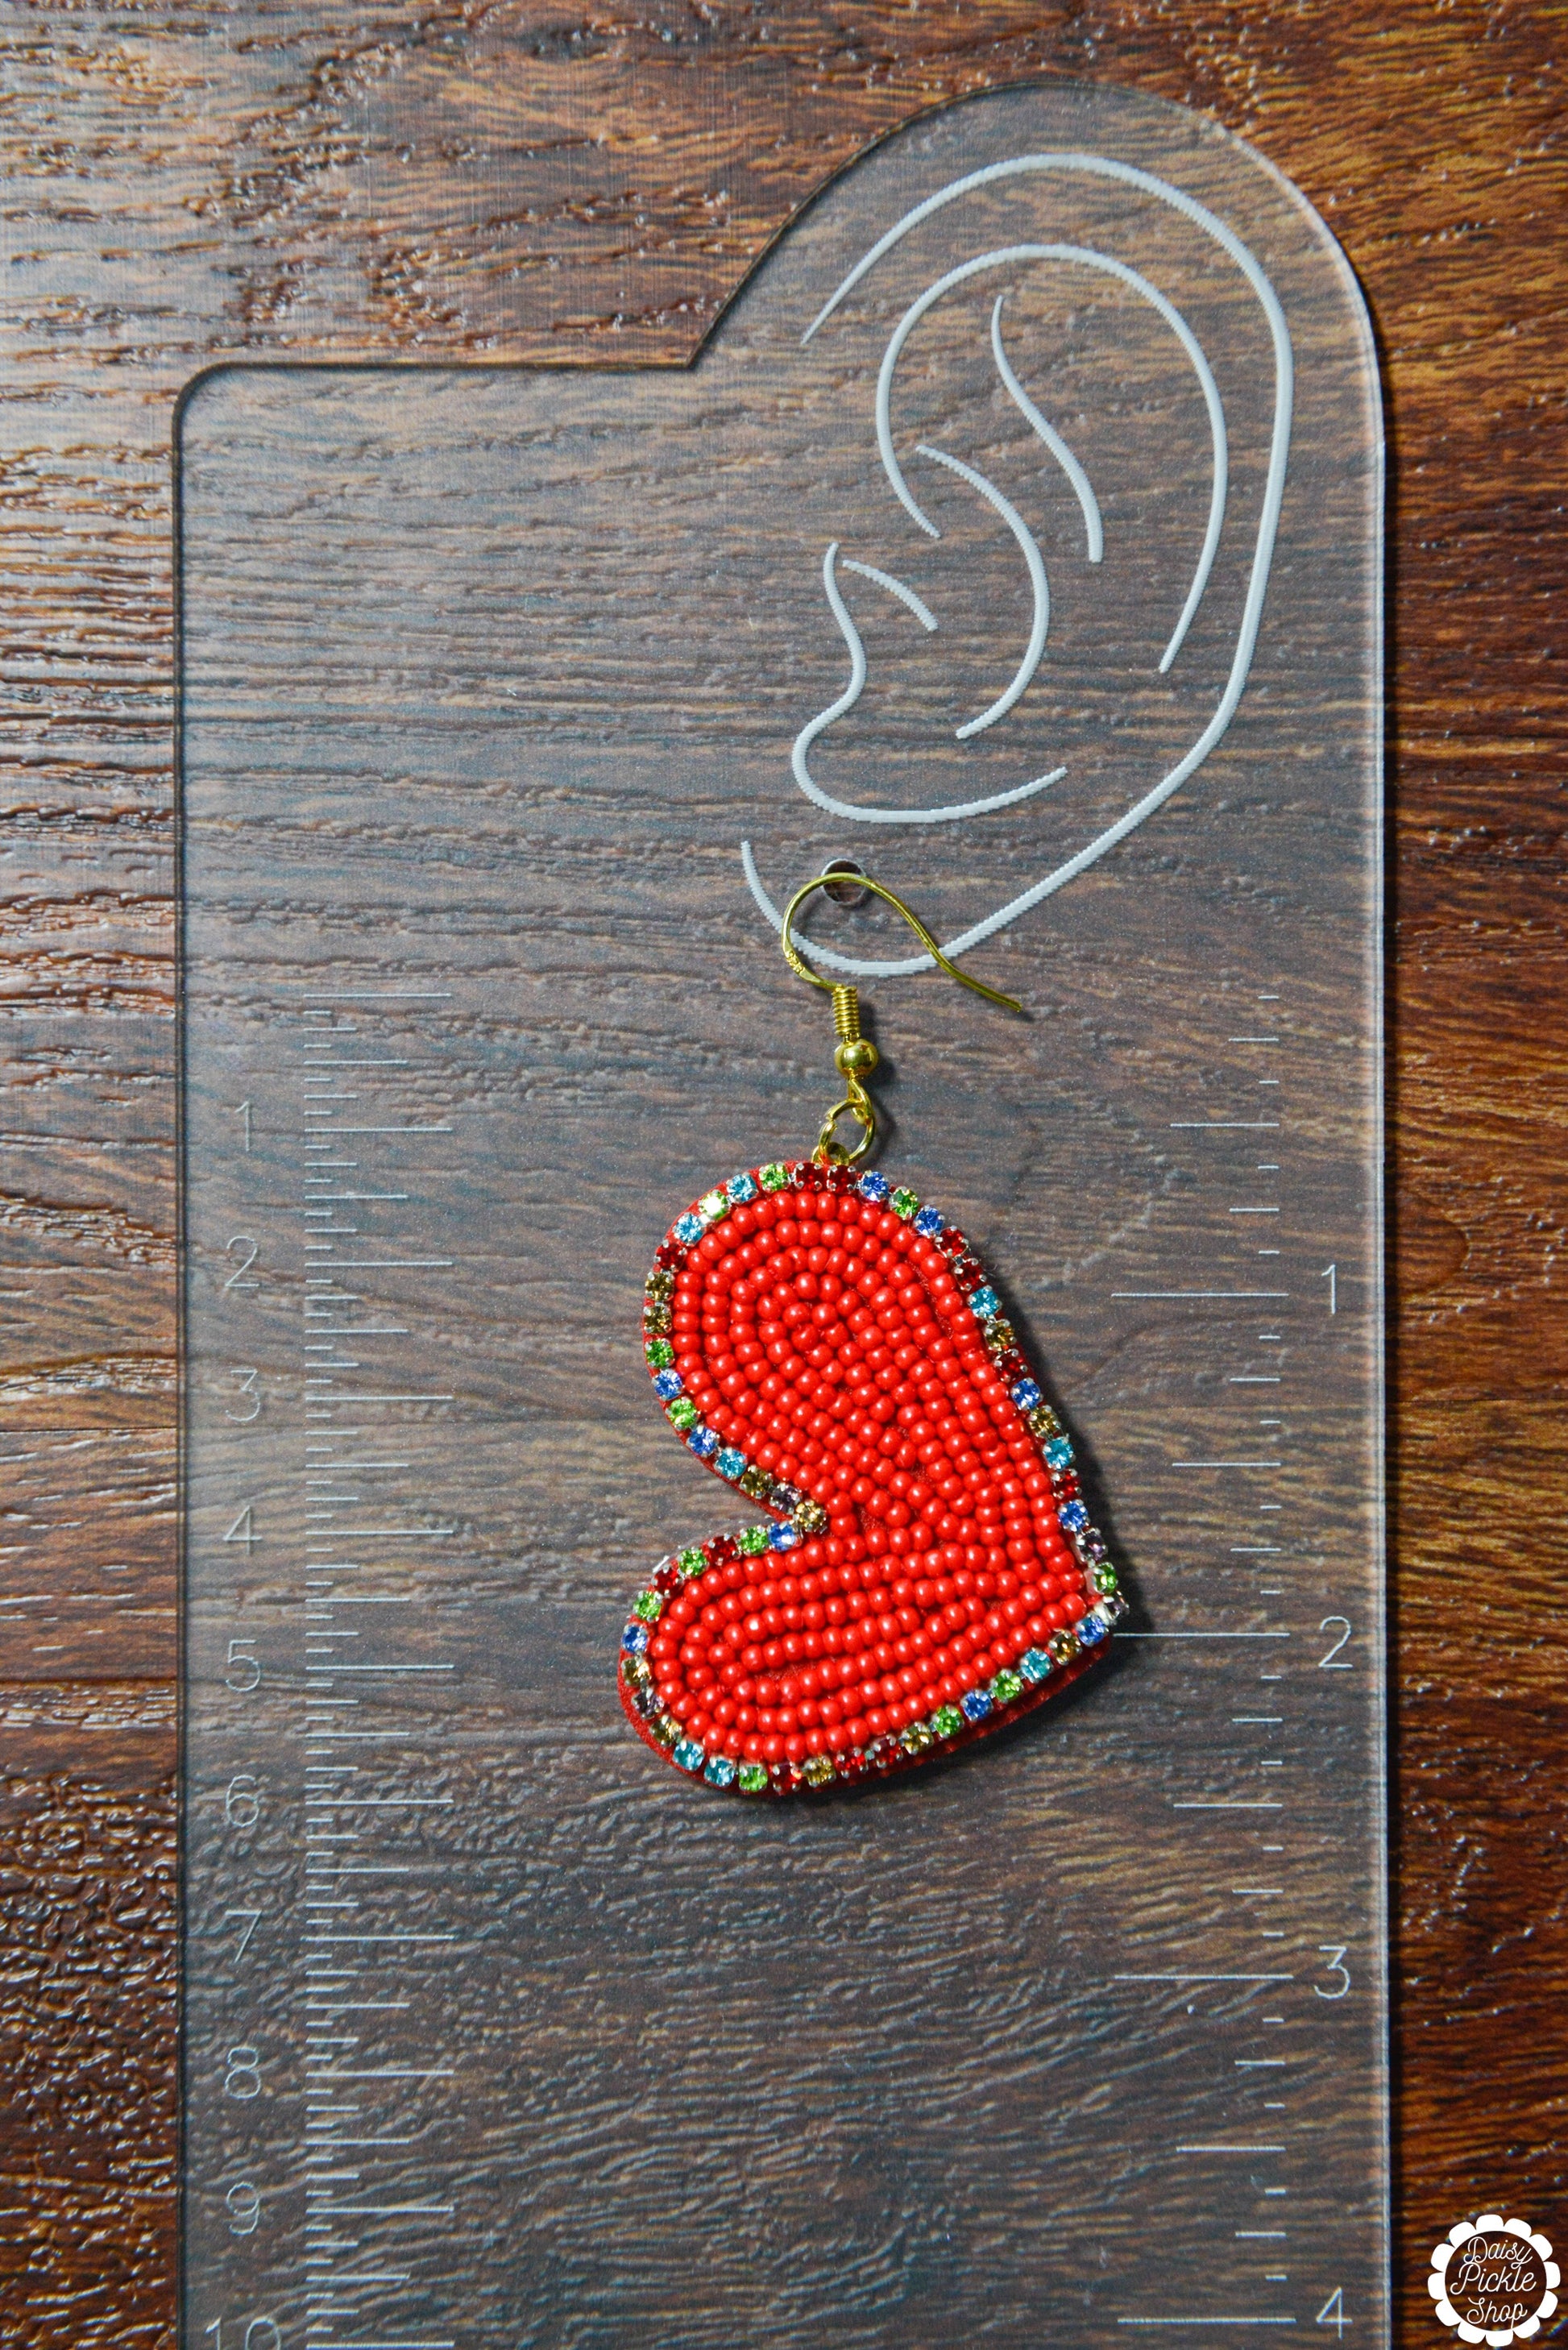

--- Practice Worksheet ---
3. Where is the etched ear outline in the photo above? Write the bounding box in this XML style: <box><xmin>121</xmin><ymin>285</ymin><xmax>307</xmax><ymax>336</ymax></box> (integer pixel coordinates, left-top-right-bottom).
<box><xmin>744</xmin><ymin>148</ymin><xmax>1294</xmax><ymax>981</ymax></box>
<box><xmin>788</xmin><ymin>540</ymin><xmax>1066</xmax><ymax>828</ymax></box>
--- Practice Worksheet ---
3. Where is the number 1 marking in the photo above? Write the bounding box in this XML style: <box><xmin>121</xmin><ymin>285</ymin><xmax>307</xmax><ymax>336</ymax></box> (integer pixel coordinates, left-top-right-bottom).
<box><xmin>1321</xmin><ymin>1262</ymin><xmax>1337</xmax><ymax>1314</ymax></box>
<box><xmin>231</xmin><ymin>1100</ymin><xmax>252</xmax><ymax>1153</ymax></box>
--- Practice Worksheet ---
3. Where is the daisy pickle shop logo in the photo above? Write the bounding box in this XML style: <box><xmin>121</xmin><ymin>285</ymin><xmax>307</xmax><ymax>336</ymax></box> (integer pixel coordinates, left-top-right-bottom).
<box><xmin>1429</xmin><ymin>2215</ymin><xmax>1558</xmax><ymax>2347</ymax></box>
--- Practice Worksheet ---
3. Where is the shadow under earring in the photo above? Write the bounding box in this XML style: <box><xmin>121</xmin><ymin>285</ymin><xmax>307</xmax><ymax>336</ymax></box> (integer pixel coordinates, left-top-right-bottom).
<box><xmin>618</xmin><ymin>874</ymin><xmax>1126</xmax><ymax>1797</ymax></box>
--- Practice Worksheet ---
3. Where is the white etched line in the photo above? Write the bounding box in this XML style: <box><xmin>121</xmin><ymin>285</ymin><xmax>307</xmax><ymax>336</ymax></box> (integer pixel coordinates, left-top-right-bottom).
<box><xmin>1177</xmin><ymin>2144</ymin><xmax>1286</xmax><ymax>2154</ymax></box>
<box><xmin>1170</xmin><ymin>1121</ymin><xmax>1280</xmax><ymax>1130</ymax></box>
<box><xmin>1172</xmin><ymin>1800</ymin><xmax>1285</xmax><ymax>1811</ymax></box>
<box><xmin>914</xmin><ymin>442</ymin><xmax>1050</xmax><ymax>733</ymax></box>
<box><xmin>1229</xmin><ymin>1036</ymin><xmax>1281</xmax><ymax>1044</ymax></box>
<box><xmin>1229</xmin><ymin>1376</ymin><xmax>1283</xmax><ymax>1384</ymax></box>
<box><xmin>1114</xmin><ymin>1290</ymin><xmax>1289</xmax><ymax>1301</ymax></box>
<box><xmin>1117</xmin><ymin>2321</ymin><xmax>1294</xmax><ymax>2329</ymax></box>
<box><xmin>991</xmin><ymin>289</ymin><xmax>1102</xmax><ymax>559</ymax></box>
<box><xmin>1117</xmin><ymin>1632</ymin><xmax>1289</xmax><ymax>1642</ymax></box>
<box><xmin>839</xmin><ymin>558</ymin><xmax>937</xmax><ymax>630</ymax></box>
<box><xmin>1230</xmin><ymin>1206</ymin><xmax>1280</xmax><ymax>1215</ymax></box>
<box><xmin>1114</xmin><ymin>1973</ymin><xmax>1294</xmax><ymax>1983</ymax></box>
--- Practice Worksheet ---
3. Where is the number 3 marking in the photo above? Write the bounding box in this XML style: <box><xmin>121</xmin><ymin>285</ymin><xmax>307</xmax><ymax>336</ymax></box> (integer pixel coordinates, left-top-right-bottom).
<box><xmin>1315</xmin><ymin>1945</ymin><xmax>1351</xmax><ymax>1999</ymax></box>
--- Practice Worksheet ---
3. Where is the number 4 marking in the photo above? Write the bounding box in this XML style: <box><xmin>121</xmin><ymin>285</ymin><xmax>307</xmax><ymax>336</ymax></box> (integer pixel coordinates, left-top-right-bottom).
<box><xmin>1317</xmin><ymin>2287</ymin><xmax>1349</xmax><ymax>2334</ymax></box>
<box><xmin>223</xmin><ymin>1504</ymin><xmax>259</xmax><ymax>1551</ymax></box>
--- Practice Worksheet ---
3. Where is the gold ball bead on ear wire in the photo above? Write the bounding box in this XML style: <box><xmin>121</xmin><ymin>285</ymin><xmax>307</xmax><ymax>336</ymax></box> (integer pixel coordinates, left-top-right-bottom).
<box><xmin>835</xmin><ymin>1037</ymin><xmax>879</xmax><ymax>1077</ymax></box>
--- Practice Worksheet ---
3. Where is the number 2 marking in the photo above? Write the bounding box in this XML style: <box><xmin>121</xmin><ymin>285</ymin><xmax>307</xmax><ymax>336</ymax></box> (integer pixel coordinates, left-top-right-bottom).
<box><xmin>222</xmin><ymin>1236</ymin><xmax>259</xmax><ymax>1293</ymax></box>
<box><xmin>1318</xmin><ymin>1615</ymin><xmax>1353</xmax><ymax>1668</ymax></box>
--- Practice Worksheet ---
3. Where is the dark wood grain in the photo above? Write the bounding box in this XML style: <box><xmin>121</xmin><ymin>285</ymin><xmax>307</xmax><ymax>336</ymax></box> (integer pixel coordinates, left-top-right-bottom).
<box><xmin>0</xmin><ymin>6</ymin><xmax>1562</xmax><ymax>2344</ymax></box>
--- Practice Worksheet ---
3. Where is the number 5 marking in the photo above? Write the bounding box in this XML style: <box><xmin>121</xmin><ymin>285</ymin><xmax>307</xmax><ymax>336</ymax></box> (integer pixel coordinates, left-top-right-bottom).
<box><xmin>1315</xmin><ymin>1945</ymin><xmax>1350</xmax><ymax>1999</ymax></box>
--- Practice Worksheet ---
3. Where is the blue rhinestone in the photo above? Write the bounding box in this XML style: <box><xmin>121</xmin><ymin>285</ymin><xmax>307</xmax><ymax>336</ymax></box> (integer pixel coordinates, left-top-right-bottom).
<box><xmin>1019</xmin><ymin>1646</ymin><xmax>1052</xmax><ymax>1684</ymax></box>
<box><xmin>673</xmin><ymin>1212</ymin><xmax>702</xmax><ymax>1246</ymax></box>
<box><xmin>857</xmin><ymin>1172</ymin><xmax>890</xmax><ymax>1203</ymax></box>
<box><xmin>1077</xmin><ymin>1610</ymin><xmax>1109</xmax><ymax>1646</ymax></box>
<box><xmin>673</xmin><ymin>1738</ymin><xmax>705</xmax><ymax>1773</ymax></box>
<box><xmin>1059</xmin><ymin>1500</ymin><xmax>1089</xmax><ymax>1532</ymax></box>
<box><xmin>960</xmin><ymin>1688</ymin><xmax>993</xmax><ymax>1723</ymax></box>
<box><xmin>1010</xmin><ymin>1378</ymin><xmax>1043</xmax><ymax>1411</ymax></box>
<box><xmin>969</xmin><ymin>1286</ymin><xmax>1000</xmax><ymax>1318</ymax></box>
<box><xmin>703</xmin><ymin>1754</ymin><xmax>738</xmax><ymax>1788</ymax></box>
<box><xmin>1043</xmin><ymin>1435</ymin><xmax>1074</xmax><ymax>1469</ymax></box>
<box><xmin>913</xmin><ymin>1205</ymin><xmax>945</xmax><ymax>1238</ymax></box>
<box><xmin>687</xmin><ymin>1426</ymin><xmax>720</xmax><ymax>1459</ymax></box>
<box><xmin>768</xmin><ymin>1521</ymin><xmax>800</xmax><ymax>1551</ymax></box>
<box><xmin>652</xmin><ymin>1369</ymin><xmax>684</xmax><ymax>1401</ymax></box>
<box><xmin>726</xmin><ymin>1171</ymin><xmax>758</xmax><ymax>1204</ymax></box>
<box><xmin>716</xmin><ymin>1448</ymin><xmax>747</xmax><ymax>1482</ymax></box>
<box><xmin>621</xmin><ymin>1622</ymin><xmax>650</xmax><ymax>1655</ymax></box>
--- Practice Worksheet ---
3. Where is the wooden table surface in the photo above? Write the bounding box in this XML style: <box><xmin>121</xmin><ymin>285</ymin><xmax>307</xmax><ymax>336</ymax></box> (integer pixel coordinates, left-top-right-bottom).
<box><xmin>0</xmin><ymin>6</ymin><xmax>1561</xmax><ymax>2343</ymax></box>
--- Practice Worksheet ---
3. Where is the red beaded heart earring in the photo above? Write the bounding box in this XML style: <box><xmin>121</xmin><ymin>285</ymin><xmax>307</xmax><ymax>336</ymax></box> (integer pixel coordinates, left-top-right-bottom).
<box><xmin>618</xmin><ymin>874</ymin><xmax>1126</xmax><ymax>1798</ymax></box>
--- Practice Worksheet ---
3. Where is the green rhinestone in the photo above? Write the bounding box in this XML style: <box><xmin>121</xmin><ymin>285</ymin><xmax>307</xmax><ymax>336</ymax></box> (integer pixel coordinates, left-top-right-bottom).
<box><xmin>890</xmin><ymin>1186</ymin><xmax>919</xmax><ymax>1220</ymax></box>
<box><xmin>900</xmin><ymin>1719</ymin><xmax>934</xmax><ymax>1755</ymax></box>
<box><xmin>758</xmin><ymin>1163</ymin><xmax>789</xmax><ymax>1192</ymax></box>
<box><xmin>991</xmin><ymin>1667</ymin><xmax>1024</xmax><ymax>1704</ymax></box>
<box><xmin>1027</xmin><ymin>1402</ymin><xmax>1063</xmax><ymax>1439</ymax></box>
<box><xmin>699</xmin><ymin>1188</ymin><xmax>730</xmax><ymax>1223</ymax></box>
<box><xmin>643</xmin><ymin>1302</ymin><xmax>673</xmax><ymax>1336</ymax></box>
<box><xmin>931</xmin><ymin>1704</ymin><xmax>964</xmax><ymax>1738</ymax></box>
<box><xmin>738</xmin><ymin>1464</ymin><xmax>774</xmax><ymax>1501</ymax></box>
<box><xmin>677</xmin><ymin>1546</ymin><xmax>707</xmax><ymax>1580</ymax></box>
<box><xmin>802</xmin><ymin>1753</ymin><xmax>835</xmax><ymax>1787</ymax></box>
<box><xmin>652</xmin><ymin>1713</ymin><xmax>681</xmax><ymax>1748</ymax></box>
<box><xmin>632</xmin><ymin>1590</ymin><xmax>663</xmax><ymax>1623</ymax></box>
<box><xmin>666</xmin><ymin>1397</ymin><xmax>699</xmax><ymax>1431</ymax></box>
<box><xmin>644</xmin><ymin>1337</ymin><xmax>674</xmax><ymax>1368</ymax></box>
<box><xmin>736</xmin><ymin>1525</ymin><xmax>769</xmax><ymax>1556</ymax></box>
<box><xmin>1089</xmin><ymin>1563</ymin><xmax>1119</xmax><ymax>1596</ymax></box>
<box><xmin>737</xmin><ymin>1762</ymin><xmax>770</xmax><ymax>1793</ymax></box>
<box><xmin>1047</xmin><ymin>1629</ymin><xmax>1080</xmax><ymax>1665</ymax></box>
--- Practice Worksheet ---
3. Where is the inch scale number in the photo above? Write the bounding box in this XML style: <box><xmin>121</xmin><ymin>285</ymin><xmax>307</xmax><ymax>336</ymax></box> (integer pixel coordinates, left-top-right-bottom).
<box><xmin>189</xmin><ymin>986</ymin><xmax>471</xmax><ymax>2350</ymax></box>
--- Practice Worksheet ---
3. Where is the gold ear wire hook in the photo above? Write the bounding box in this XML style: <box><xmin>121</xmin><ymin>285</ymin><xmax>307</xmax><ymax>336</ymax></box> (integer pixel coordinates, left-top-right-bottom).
<box><xmin>779</xmin><ymin>873</ymin><xmax>1023</xmax><ymax>1165</ymax></box>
